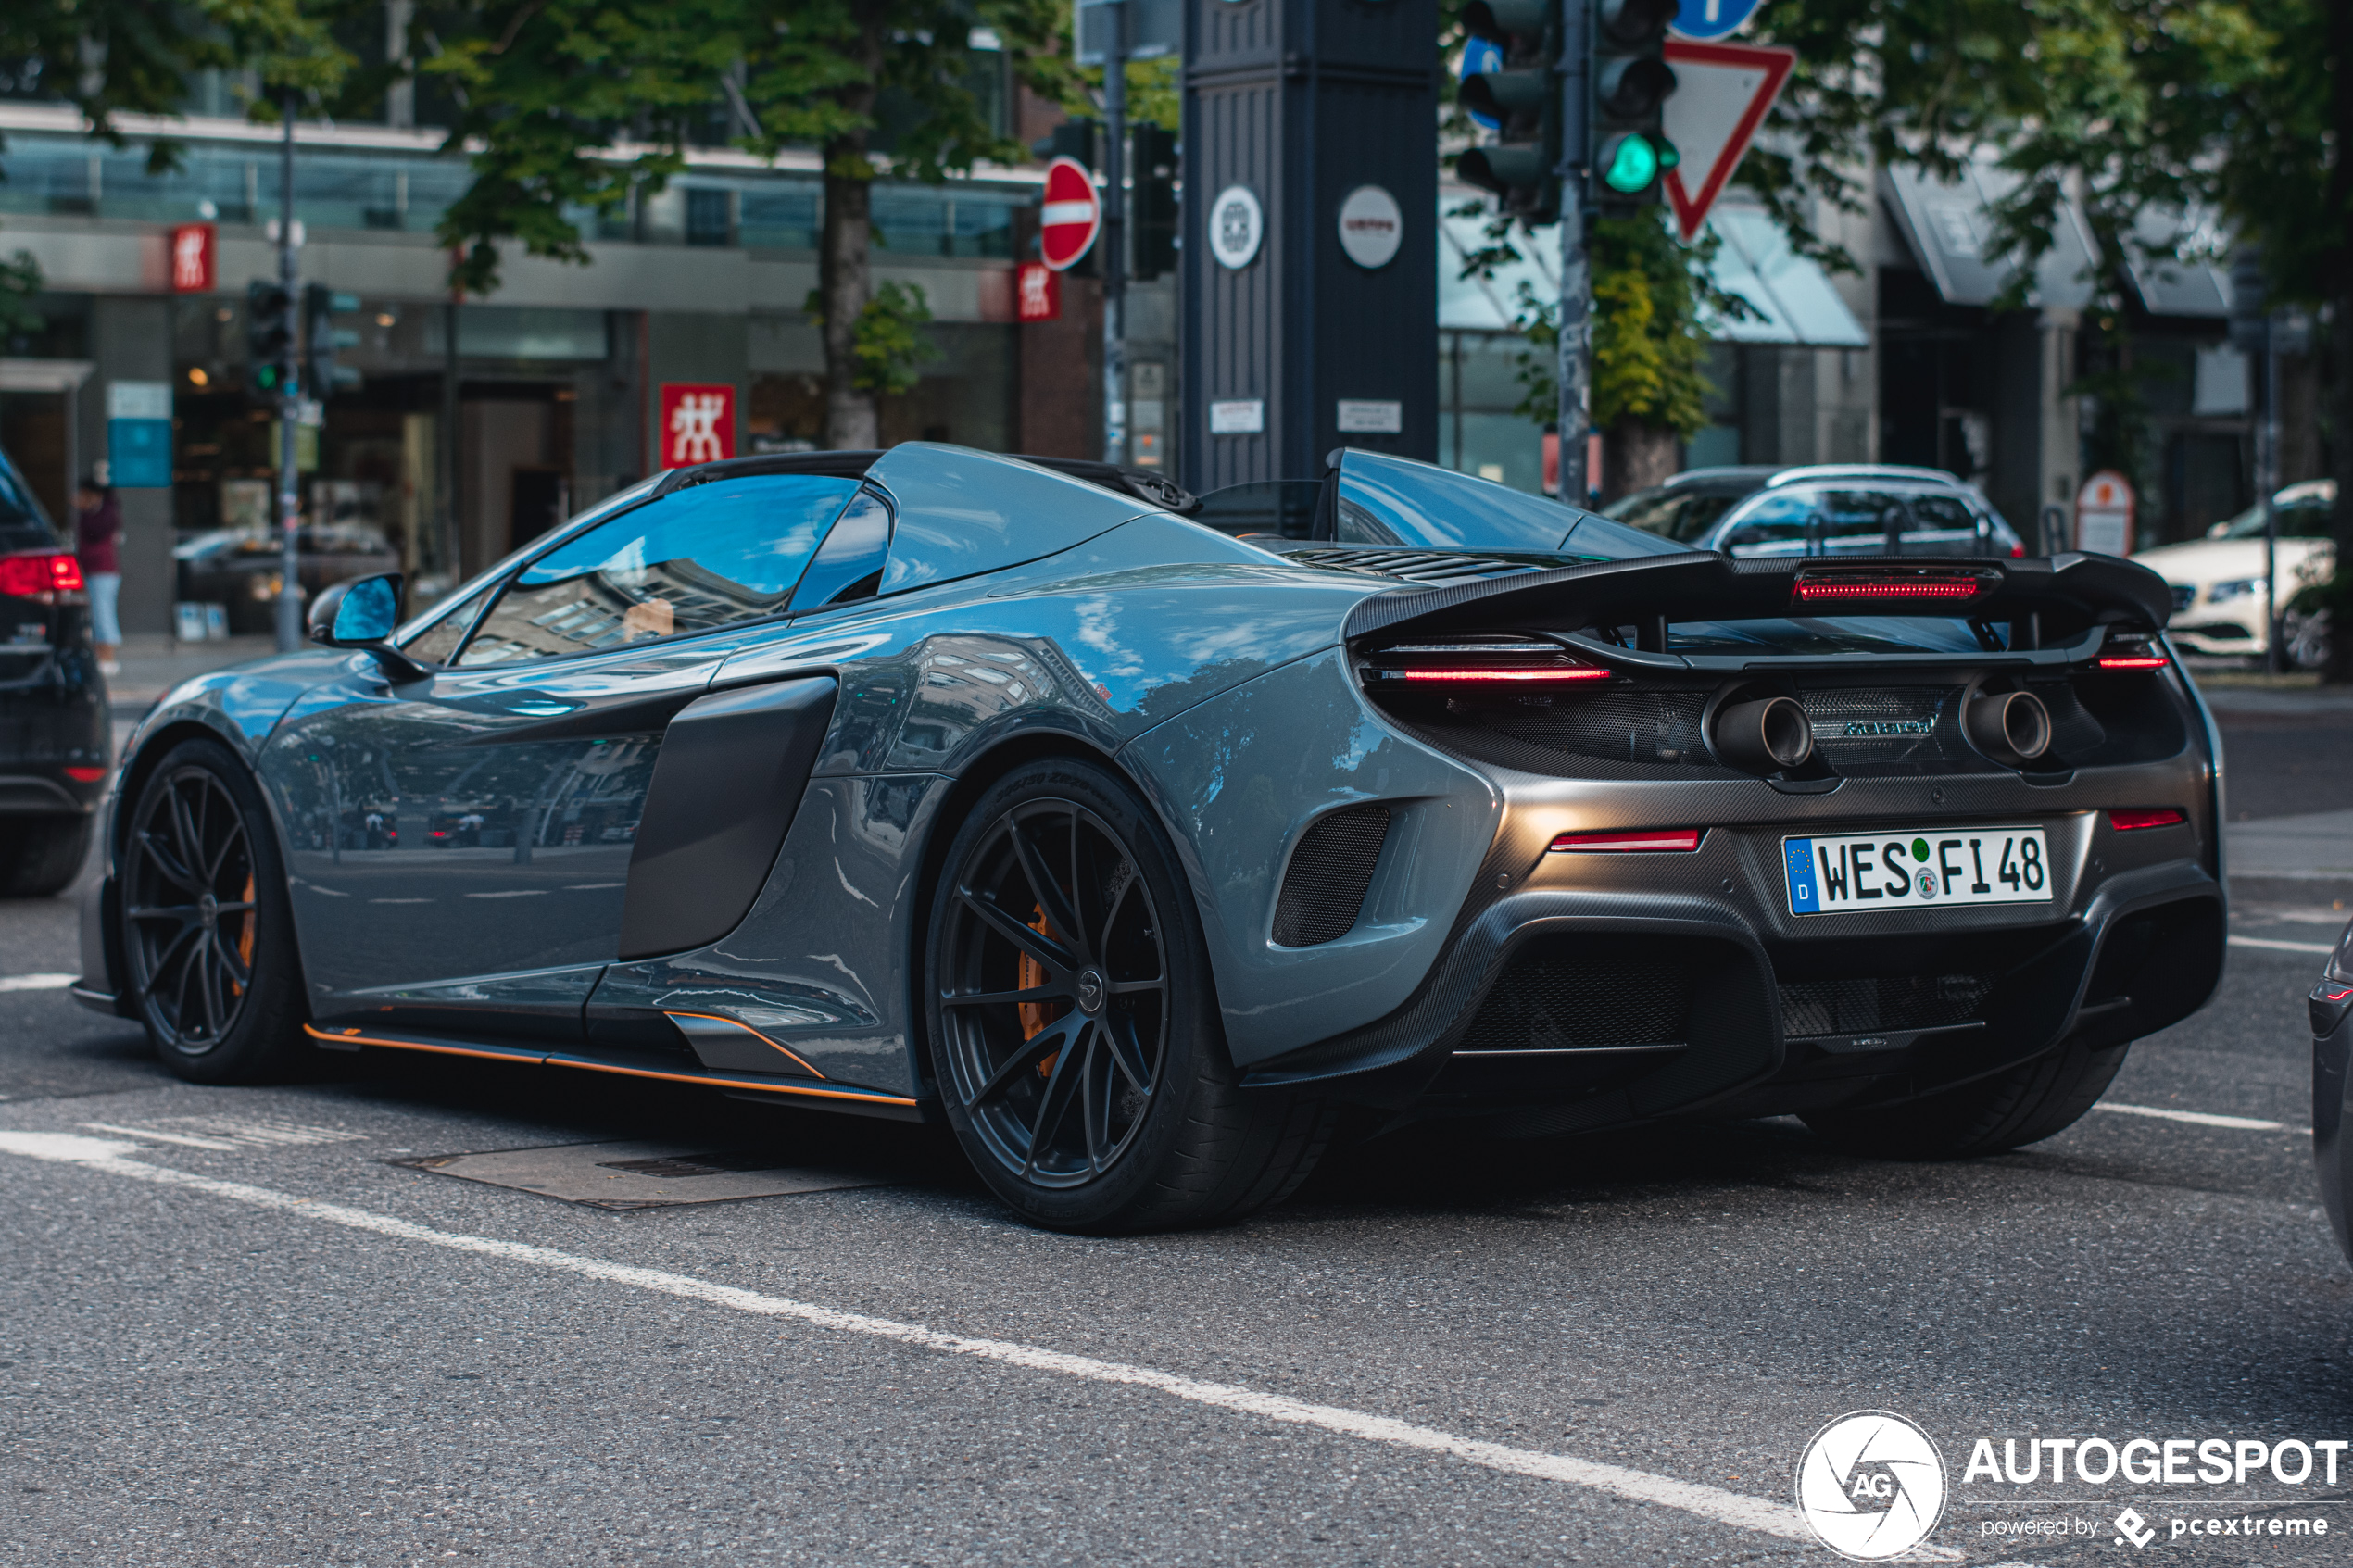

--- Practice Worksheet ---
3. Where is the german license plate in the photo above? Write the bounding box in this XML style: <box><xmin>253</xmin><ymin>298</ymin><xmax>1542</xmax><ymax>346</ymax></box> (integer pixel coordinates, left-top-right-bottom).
<box><xmin>1782</xmin><ymin>826</ymin><xmax>2053</xmax><ymax>916</ymax></box>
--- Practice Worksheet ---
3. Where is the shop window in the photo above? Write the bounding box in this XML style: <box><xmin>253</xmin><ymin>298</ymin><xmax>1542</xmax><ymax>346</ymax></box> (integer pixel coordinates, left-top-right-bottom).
<box><xmin>686</xmin><ymin>188</ymin><xmax>735</xmax><ymax>247</ymax></box>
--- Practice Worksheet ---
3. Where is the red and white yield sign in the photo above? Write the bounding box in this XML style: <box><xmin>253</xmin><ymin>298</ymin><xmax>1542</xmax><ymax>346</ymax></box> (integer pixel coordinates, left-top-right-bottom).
<box><xmin>1038</xmin><ymin>156</ymin><xmax>1101</xmax><ymax>271</ymax></box>
<box><xmin>1661</xmin><ymin>39</ymin><xmax>1796</xmax><ymax>241</ymax></box>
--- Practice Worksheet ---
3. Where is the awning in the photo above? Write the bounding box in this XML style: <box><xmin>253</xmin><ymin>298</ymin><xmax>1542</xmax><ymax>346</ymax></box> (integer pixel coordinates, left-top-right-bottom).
<box><xmin>2119</xmin><ymin>209</ymin><xmax>2233</xmax><ymax>319</ymax></box>
<box><xmin>1881</xmin><ymin>161</ymin><xmax>2097</xmax><ymax>309</ymax></box>
<box><xmin>1436</xmin><ymin>191</ymin><xmax>1867</xmax><ymax>347</ymax></box>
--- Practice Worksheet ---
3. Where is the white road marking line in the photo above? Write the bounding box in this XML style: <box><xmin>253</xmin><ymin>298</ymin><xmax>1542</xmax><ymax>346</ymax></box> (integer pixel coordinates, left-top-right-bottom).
<box><xmin>78</xmin><ymin>1115</ymin><xmax>368</xmax><ymax>1149</ymax></box>
<box><xmin>0</xmin><ymin>1132</ymin><xmax>1931</xmax><ymax>1557</ymax></box>
<box><xmin>0</xmin><ymin>972</ymin><xmax>78</xmax><ymax>992</ymax></box>
<box><xmin>2094</xmin><ymin>1103</ymin><xmax>2285</xmax><ymax>1131</ymax></box>
<box><xmin>2227</xmin><ymin>935</ymin><xmax>2335</xmax><ymax>955</ymax></box>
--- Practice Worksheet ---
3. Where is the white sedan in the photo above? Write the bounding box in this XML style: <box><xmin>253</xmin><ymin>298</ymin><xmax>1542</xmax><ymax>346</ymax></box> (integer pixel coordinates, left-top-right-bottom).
<box><xmin>2132</xmin><ymin>480</ymin><xmax>2335</xmax><ymax>667</ymax></box>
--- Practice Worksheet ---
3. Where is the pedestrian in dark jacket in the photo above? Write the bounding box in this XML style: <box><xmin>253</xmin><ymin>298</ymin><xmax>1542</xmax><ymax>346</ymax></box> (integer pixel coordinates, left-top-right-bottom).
<box><xmin>74</xmin><ymin>476</ymin><xmax>120</xmax><ymax>674</ymax></box>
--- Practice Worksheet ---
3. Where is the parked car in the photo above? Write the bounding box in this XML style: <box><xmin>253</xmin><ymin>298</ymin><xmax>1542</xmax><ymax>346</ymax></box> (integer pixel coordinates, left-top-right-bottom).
<box><xmin>2311</xmin><ymin>918</ymin><xmax>2353</xmax><ymax>1265</ymax></box>
<box><xmin>2132</xmin><ymin>480</ymin><xmax>2336</xmax><ymax>668</ymax></box>
<box><xmin>1603</xmin><ymin>465</ymin><xmax>2030</xmax><ymax>559</ymax></box>
<box><xmin>79</xmin><ymin>445</ymin><xmax>2221</xmax><ymax>1232</ymax></box>
<box><xmin>0</xmin><ymin>445</ymin><xmax>109</xmax><ymax>896</ymax></box>
<box><xmin>176</xmin><ymin>522</ymin><xmax>401</xmax><ymax>635</ymax></box>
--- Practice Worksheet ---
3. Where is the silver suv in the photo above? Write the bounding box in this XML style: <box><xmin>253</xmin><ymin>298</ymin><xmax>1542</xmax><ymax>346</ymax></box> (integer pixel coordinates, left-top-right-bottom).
<box><xmin>1604</xmin><ymin>465</ymin><xmax>2029</xmax><ymax>558</ymax></box>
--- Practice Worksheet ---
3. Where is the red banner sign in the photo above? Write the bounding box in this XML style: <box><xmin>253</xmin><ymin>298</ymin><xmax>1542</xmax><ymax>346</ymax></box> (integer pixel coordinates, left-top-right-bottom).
<box><xmin>169</xmin><ymin>223</ymin><xmax>217</xmax><ymax>294</ymax></box>
<box><xmin>659</xmin><ymin>383</ymin><xmax>736</xmax><ymax>469</ymax></box>
<box><xmin>1016</xmin><ymin>262</ymin><xmax>1062</xmax><ymax>322</ymax></box>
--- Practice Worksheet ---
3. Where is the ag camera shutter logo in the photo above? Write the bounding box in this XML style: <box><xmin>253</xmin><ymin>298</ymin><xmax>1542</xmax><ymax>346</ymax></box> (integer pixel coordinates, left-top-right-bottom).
<box><xmin>1795</xmin><ymin>1411</ymin><xmax>1949</xmax><ymax>1560</ymax></box>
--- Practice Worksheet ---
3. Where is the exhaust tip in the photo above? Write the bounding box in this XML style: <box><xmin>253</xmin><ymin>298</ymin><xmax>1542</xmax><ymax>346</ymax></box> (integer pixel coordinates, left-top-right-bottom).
<box><xmin>1712</xmin><ymin>696</ymin><xmax>1814</xmax><ymax>773</ymax></box>
<box><xmin>1966</xmin><ymin>689</ymin><xmax>2052</xmax><ymax>764</ymax></box>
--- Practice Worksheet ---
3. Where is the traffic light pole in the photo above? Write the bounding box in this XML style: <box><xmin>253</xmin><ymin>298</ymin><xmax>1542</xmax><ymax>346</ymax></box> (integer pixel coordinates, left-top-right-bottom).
<box><xmin>1100</xmin><ymin>2</ymin><xmax>1127</xmax><ymax>467</ymax></box>
<box><xmin>273</xmin><ymin>92</ymin><xmax>305</xmax><ymax>654</ymax></box>
<box><xmin>1554</xmin><ymin>0</ymin><xmax>1592</xmax><ymax>509</ymax></box>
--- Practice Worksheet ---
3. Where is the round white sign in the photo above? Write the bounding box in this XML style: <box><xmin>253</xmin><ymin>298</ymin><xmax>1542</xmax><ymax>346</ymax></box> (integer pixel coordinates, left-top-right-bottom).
<box><xmin>1208</xmin><ymin>185</ymin><xmax>1264</xmax><ymax>270</ymax></box>
<box><xmin>1336</xmin><ymin>184</ymin><xmax>1403</xmax><ymax>269</ymax></box>
<box><xmin>1794</xmin><ymin>1411</ymin><xmax>1948</xmax><ymax>1561</ymax></box>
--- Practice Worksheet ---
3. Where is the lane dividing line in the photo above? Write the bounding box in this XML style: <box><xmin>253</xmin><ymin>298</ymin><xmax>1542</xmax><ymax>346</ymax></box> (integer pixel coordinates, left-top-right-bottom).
<box><xmin>0</xmin><ymin>1132</ymin><xmax>1941</xmax><ymax>1559</ymax></box>
<box><xmin>0</xmin><ymin>972</ymin><xmax>78</xmax><ymax>992</ymax></box>
<box><xmin>2094</xmin><ymin>1103</ymin><xmax>2285</xmax><ymax>1131</ymax></box>
<box><xmin>2228</xmin><ymin>935</ymin><xmax>2335</xmax><ymax>956</ymax></box>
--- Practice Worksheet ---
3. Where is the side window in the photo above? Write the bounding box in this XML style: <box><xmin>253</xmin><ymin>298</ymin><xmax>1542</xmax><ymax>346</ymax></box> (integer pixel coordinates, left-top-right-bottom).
<box><xmin>1723</xmin><ymin>491</ymin><xmax>1816</xmax><ymax>554</ymax></box>
<box><xmin>400</xmin><ymin>600</ymin><xmax>479</xmax><ymax>665</ymax></box>
<box><xmin>457</xmin><ymin>474</ymin><xmax>861</xmax><ymax>667</ymax></box>
<box><xmin>1818</xmin><ymin>490</ymin><xmax>1899</xmax><ymax>551</ymax></box>
<box><xmin>787</xmin><ymin>491</ymin><xmax>893</xmax><ymax>612</ymax></box>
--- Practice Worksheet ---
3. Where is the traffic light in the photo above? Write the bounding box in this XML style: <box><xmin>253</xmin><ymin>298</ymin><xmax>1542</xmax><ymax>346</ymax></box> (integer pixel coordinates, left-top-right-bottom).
<box><xmin>1457</xmin><ymin>0</ymin><xmax>1562</xmax><ymax>224</ymax></box>
<box><xmin>1133</xmin><ymin>122</ymin><xmax>1178</xmax><ymax>281</ymax></box>
<box><xmin>304</xmin><ymin>285</ymin><xmax>362</xmax><ymax>399</ymax></box>
<box><xmin>245</xmin><ymin>280</ymin><xmax>292</xmax><ymax>402</ymax></box>
<box><xmin>1590</xmin><ymin>0</ymin><xmax>1680</xmax><ymax>214</ymax></box>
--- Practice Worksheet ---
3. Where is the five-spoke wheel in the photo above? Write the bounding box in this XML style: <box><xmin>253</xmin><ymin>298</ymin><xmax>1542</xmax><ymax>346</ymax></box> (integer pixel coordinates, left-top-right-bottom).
<box><xmin>120</xmin><ymin>738</ymin><xmax>306</xmax><ymax>1082</ymax></box>
<box><xmin>926</xmin><ymin>758</ymin><xmax>1333</xmax><ymax>1233</ymax></box>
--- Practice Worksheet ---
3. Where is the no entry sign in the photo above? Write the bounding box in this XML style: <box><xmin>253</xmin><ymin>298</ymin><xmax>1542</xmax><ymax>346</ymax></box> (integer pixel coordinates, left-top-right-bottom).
<box><xmin>1039</xmin><ymin>157</ymin><xmax>1101</xmax><ymax>271</ymax></box>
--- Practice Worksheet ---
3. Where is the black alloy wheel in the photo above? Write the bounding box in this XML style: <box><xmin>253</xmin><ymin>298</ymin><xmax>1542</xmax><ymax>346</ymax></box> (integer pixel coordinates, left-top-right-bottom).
<box><xmin>937</xmin><ymin>795</ymin><xmax>1169</xmax><ymax>1187</ymax></box>
<box><xmin>120</xmin><ymin>739</ymin><xmax>308</xmax><ymax>1083</ymax></box>
<box><xmin>925</xmin><ymin>758</ymin><xmax>1335</xmax><ymax>1234</ymax></box>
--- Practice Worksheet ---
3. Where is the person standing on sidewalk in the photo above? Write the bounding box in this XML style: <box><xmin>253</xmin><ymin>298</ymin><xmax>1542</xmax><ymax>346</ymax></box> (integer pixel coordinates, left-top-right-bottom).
<box><xmin>74</xmin><ymin>475</ymin><xmax>120</xmax><ymax>676</ymax></box>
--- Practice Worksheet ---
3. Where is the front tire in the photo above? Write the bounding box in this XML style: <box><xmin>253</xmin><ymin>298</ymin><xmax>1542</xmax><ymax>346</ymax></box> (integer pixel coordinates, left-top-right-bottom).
<box><xmin>925</xmin><ymin>758</ymin><xmax>1333</xmax><ymax>1233</ymax></box>
<box><xmin>119</xmin><ymin>738</ymin><xmax>309</xmax><ymax>1084</ymax></box>
<box><xmin>1801</xmin><ymin>1037</ymin><xmax>2128</xmax><ymax>1159</ymax></box>
<box><xmin>0</xmin><ymin>813</ymin><xmax>94</xmax><ymax>897</ymax></box>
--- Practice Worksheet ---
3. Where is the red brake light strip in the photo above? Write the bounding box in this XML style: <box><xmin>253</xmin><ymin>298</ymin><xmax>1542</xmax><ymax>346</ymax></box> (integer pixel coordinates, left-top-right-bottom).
<box><xmin>1793</xmin><ymin>579</ymin><xmax>1981</xmax><ymax>602</ymax></box>
<box><xmin>1394</xmin><ymin>666</ymin><xmax>1613</xmax><ymax>684</ymax></box>
<box><xmin>2108</xmin><ymin>808</ymin><xmax>2185</xmax><ymax>832</ymax></box>
<box><xmin>2095</xmin><ymin>655</ymin><xmax>2169</xmax><ymax>671</ymax></box>
<box><xmin>1550</xmin><ymin>828</ymin><xmax>1704</xmax><ymax>852</ymax></box>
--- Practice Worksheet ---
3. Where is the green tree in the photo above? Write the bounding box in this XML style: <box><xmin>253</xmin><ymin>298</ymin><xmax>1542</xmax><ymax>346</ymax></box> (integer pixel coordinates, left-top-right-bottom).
<box><xmin>417</xmin><ymin>0</ymin><xmax>1077</xmax><ymax>448</ymax></box>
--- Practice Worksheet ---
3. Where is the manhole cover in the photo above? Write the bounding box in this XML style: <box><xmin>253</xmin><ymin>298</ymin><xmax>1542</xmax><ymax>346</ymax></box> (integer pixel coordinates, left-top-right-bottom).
<box><xmin>396</xmin><ymin>1139</ymin><xmax>887</xmax><ymax>1210</ymax></box>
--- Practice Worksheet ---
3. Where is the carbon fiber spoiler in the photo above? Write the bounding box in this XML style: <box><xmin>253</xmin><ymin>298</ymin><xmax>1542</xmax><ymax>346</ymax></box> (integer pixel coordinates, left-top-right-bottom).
<box><xmin>1342</xmin><ymin>552</ymin><xmax>2175</xmax><ymax>647</ymax></box>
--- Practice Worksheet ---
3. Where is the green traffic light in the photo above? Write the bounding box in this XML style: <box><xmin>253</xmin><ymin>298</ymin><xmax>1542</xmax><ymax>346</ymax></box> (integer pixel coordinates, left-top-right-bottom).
<box><xmin>1601</xmin><ymin>133</ymin><xmax>1661</xmax><ymax>194</ymax></box>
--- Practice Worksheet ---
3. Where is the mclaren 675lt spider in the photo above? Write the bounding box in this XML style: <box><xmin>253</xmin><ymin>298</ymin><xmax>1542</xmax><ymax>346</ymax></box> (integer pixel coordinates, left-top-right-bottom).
<box><xmin>74</xmin><ymin>444</ymin><xmax>2226</xmax><ymax>1231</ymax></box>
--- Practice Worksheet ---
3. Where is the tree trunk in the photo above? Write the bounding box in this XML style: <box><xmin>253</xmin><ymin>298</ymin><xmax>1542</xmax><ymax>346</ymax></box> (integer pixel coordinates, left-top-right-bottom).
<box><xmin>819</xmin><ymin>148</ymin><xmax>877</xmax><ymax>449</ymax></box>
<box><xmin>818</xmin><ymin>8</ymin><xmax>887</xmax><ymax>451</ymax></box>
<box><xmin>1602</xmin><ymin>420</ymin><xmax>1680</xmax><ymax>505</ymax></box>
<box><xmin>2326</xmin><ymin>0</ymin><xmax>2353</xmax><ymax>684</ymax></box>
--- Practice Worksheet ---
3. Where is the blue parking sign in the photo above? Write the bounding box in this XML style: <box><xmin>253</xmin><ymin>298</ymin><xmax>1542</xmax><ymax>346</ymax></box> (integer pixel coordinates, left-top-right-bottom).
<box><xmin>1672</xmin><ymin>0</ymin><xmax>1768</xmax><ymax>40</ymax></box>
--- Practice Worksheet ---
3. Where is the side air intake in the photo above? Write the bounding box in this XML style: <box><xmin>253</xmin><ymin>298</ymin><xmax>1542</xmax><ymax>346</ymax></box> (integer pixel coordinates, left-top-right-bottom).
<box><xmin>1271</xmin><ymin>806</ymin><xmax>1391</xmax><ymax>947</ymax></box>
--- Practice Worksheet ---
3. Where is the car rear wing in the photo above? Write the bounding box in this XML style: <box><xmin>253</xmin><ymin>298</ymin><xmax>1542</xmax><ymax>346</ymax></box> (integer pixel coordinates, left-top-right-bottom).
<box><xmin>1343</xmin><ymin>552</ymin><xmax>2174</xmax><ymax>659</ymax></box>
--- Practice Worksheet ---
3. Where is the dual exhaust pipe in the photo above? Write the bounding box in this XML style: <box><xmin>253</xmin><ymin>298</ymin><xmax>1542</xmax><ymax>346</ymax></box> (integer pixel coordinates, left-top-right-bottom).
<box><xmin>1708</xmin><ymin>687</ymin><xmax>2053</xmax><ymax>773</ymax></box>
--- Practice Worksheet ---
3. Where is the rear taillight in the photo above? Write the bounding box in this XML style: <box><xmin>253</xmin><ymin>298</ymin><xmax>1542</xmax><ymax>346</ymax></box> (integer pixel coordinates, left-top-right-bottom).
<box><xmin>2108</xmin><ymin>808</ymin><xmax>2186</xmax><ymax>832</ymax></box>
<box><xmin>1550</xmin><ymin>828</ymin><xmax>1704</xmax><ymax>852</ymax></box>
<box><xmin>1362</xmin><ymin>639</ymin><xmax>1612</xmax><ymax>687</ymax></box>
<box><xmin>1792</xmin><ymin>566</ymin><xmax>1993</xmax><ymax>605</ymax></box>
<box><xmin>0</xmin><ymin>552</ymin><xmax>82</xmax><ymax>597</ymax></box>
<box><xmin>2095</xmin><ymin>654</ymin><xmax>2169</xmax><ymax>671</ymax></box>
<box><xmin>64</xmin><ymin>766</ymin><xmax>107</xmax><ymax>784</ymax></box>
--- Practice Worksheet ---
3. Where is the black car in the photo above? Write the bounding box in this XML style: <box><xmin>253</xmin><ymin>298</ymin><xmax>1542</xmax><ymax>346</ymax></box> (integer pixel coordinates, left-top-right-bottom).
<box><xmin>2313</xmin><ymin>921</ymin><xmax>2353</xmax><ymax>1261</ymax></box>
<box><xmin>0</xmin><ymin>446</ymin><xmax>108</xmax><ymax>896</ymax></box>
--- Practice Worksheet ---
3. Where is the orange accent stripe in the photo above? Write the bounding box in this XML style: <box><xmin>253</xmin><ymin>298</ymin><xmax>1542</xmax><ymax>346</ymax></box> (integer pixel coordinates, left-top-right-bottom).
<box><xmin>662</xmin><ymin>1010</ymin><xmax>828</xmax><ymax>1078</ymax></box>
<box><xmin>303</xmin><ymin>1023</ymin><xmax>915</xmax><ymax>1107</ymax></box>
<box><xmin>303</xmin><ymin>1024</ymin><xmax>533</xmax><ymax>1064</ymax></box>
<box><xmin>549</xmin><ymin>1056</ymin><xmax>915</xmax><ymax>1105</ymax></box>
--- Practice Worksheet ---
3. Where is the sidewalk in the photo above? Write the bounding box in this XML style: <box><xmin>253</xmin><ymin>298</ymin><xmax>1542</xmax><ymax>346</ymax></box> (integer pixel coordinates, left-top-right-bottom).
<box><xmin>106</xmin><ymin>633</ymin><xmax>280</xmax><ymax>713</ymax></box>
<box><xmin>2227</xmin><ymin>811</ymin><xmax>2353</xmax><ymax>908</ymax></box>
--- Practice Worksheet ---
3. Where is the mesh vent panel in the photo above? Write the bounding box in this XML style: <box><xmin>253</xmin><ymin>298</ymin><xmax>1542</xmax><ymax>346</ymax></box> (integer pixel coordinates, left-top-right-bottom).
<box><xmin>1458</xmin><ymin>938</ymin><xmax>1695</xmax><ymax>1052</ymax></box>
<box><xmin>1778</xmin><ymin>973</ymin><xmax>1992</xmax><ymax>1037</ymax></box>
<box><xmin>1272</xmin><ymin>807</ymin><xmax>1390</xmax><ymax>947</ymax></box>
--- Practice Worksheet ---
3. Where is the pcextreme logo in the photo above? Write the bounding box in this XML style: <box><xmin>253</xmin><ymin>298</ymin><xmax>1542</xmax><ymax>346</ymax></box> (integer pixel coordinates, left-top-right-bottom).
<box><xmin>1795</xmin><ymin>1410</ymin><xmax>1949</xmax><ymax>1560</ymax></box>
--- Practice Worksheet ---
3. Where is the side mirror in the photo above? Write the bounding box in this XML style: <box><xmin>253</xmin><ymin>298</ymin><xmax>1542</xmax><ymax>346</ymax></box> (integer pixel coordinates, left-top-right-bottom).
<box><xmin>308</xmin><ymin>573</ymin><xmax>434</xmax><ymax>683</ymax></box>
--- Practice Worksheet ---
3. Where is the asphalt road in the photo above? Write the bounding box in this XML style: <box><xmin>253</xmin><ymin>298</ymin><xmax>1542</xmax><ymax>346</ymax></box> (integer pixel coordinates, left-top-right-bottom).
<box><xmin>1</xmin><ymin>689</ymin><xmax>2347</xmax><ymax>1566</ymax></box>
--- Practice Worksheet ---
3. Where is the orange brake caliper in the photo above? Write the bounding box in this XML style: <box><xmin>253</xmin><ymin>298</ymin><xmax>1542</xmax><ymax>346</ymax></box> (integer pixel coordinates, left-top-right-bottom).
<box><xmin>233</xmin><ymin>872</ymin><xmax>256</xmax><ymax>995</ymax></box>
<box><xmin>1016</xmin><ymin>908</ymin><xmax>1065</xmax><ymax>1077</ymax></box>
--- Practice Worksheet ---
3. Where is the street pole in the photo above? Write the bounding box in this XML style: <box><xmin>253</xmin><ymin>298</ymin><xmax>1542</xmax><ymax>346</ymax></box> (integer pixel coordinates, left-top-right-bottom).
<box><xmin>1554</xmin><ymin>0</ymin><xmax>1592</xmax><ymax>510</ymax></box>
<box><xmin>1101</xmin><ymin>0</ymin><xmax>1127</xmax><ymax>468</ymax></box>
<box><xmin>2261</xmin><ymin>317</ymin><xmax>2283</xmax><ymax>672</ymax></box>
<box><xmin>273</xmin><ymin>91</ymin><xmax>305</xmax><ymax>653</ymax></box>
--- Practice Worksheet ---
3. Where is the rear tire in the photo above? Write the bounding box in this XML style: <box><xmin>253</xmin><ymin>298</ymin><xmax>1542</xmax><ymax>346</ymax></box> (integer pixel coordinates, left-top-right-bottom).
<box><xmin>0</xmin><ymin>814</ymin><xmax>94</xmax><ymax>897</ymax></box>
<box><xmin>925</xmin><ymin>757</ymin><xmax>1334</xmax><ymax>1234</ymax></box>
<box><xmin>119</xmin><ymin>738</ymin><xmax>310</xmax><ymax>1084</ymax></box>
<box><xmin>1801</xmin><ymin>1038</ymin><xmax>2128</xmax><ymax>1159</ymax></box>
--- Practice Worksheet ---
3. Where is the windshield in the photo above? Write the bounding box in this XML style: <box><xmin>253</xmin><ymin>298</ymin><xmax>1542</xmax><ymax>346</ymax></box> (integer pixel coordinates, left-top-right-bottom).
<box><xmin>1334</xmin><ymin>449</ymin><xmax>1680</xmax><ymax>559</ymax></box>
<box><xmin>1666</xmin><ymin>616</ymin><xmax>1991</xmax><ymax>656</ymax></box>
<box><xmin>2213</xmin><ymin>494</ymin><xmax>2334</xmax><ymax>540</ymax></box>
<box><xmin>0</xmin><ymin>447</ymin><xmax>60</xmax><ymax>554</ymax></box>
<box><xmin>1604</xmin><ymin>486</ymin><xmax>1743</xmax><ymax>545</ymax></box>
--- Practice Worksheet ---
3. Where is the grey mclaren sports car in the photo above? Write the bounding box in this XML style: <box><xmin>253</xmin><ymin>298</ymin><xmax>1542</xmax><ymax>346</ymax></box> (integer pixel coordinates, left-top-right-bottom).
<box><xmin>75</xmin><ymin>443</ymin><xmax>2225</xmax><ymax>1232</ymax></box>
